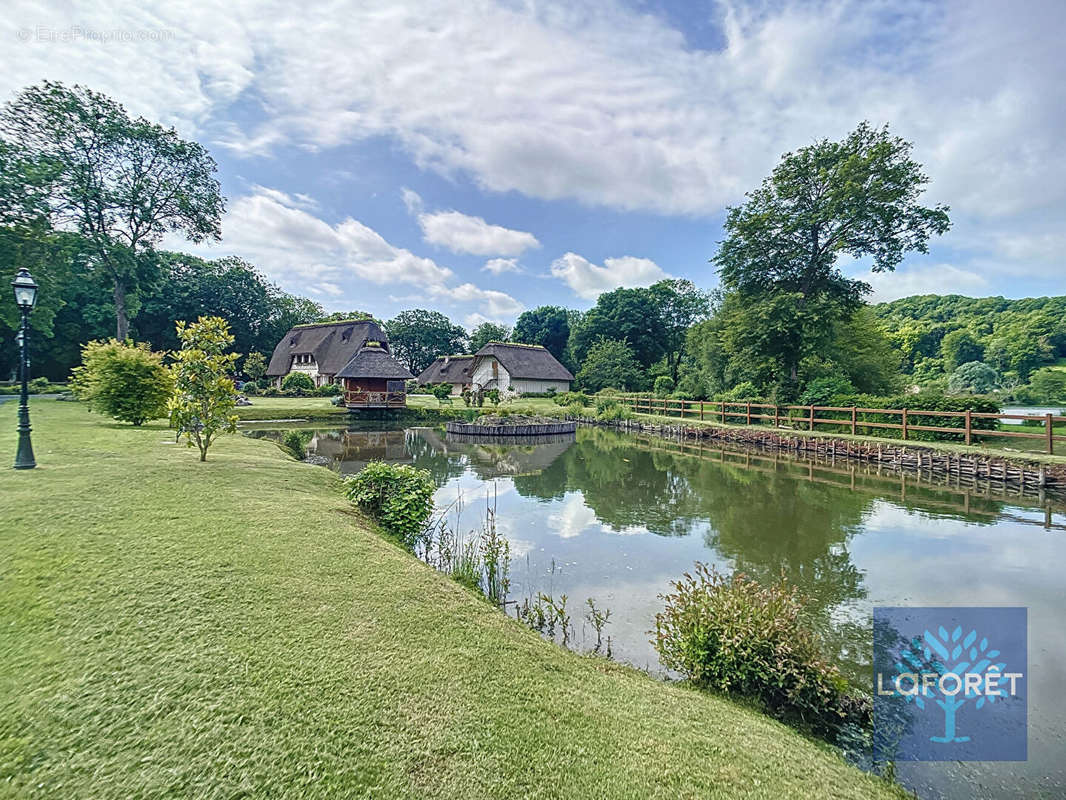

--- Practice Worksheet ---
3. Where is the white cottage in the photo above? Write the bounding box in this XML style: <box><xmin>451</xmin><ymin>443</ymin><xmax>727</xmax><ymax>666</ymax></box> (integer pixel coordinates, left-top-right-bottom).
<box><xmin>468</xmin><ymin>342</ymin><xmax>573</xmax><ymax>396</ymax></box>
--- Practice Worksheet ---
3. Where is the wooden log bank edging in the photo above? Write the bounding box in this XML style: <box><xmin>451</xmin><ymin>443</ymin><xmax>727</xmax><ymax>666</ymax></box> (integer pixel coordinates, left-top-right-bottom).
<box><xmin>445</xmin><ymin>420</ymin><xmax>577</xmax><ymax>437</ymax></box>
<box><xmin>581</xmin><ymin>417</ymin><xmax>1065</xmax><ymax>492</ymax></box>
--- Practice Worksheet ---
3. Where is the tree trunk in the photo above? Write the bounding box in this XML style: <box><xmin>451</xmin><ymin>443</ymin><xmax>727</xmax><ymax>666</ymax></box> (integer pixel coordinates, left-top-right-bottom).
<box><xmin>113</xmin><ymin>277</ymin><xmax>130</xmax><ymax>341</ymax></box>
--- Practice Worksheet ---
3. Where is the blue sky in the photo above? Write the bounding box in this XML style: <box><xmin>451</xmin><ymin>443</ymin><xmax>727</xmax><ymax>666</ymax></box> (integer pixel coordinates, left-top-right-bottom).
<box><xmin>4</xmin><ymin>0</ymin><xmax>1064</xmax><ymax>327</ymax></box>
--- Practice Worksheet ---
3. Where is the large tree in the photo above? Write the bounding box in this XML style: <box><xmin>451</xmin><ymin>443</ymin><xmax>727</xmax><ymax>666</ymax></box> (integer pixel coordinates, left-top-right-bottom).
<box><xmin>385</xmin><ymin>309</ymin><xmax>467</xmax><ymax>374</ymax></box>
<box><xmin>575</xmin><ymin>338</ymin><xmax>647</xmax><ymax>392</ymax></box>
<box><xmin>569</xmin><ymin>287</ymin><xmax>666</xmax><ymax>370</ymax></box>
<box><xmin>512</xmin><ymin>306</ymin><xmax>572</xmax><ymax>366</ymax></box>
<box><xmin>649</xmin><ymin>279</ymin><xmax>711</xmax><ymax>382</ymax></box>
<box><xmin>469</xmin><ymin>321</ymin><xmax>510</xmax><ymax>352</ymax></box>
<box><xmin>713</xmin><ymin>122</ymin><xmax>950</xmax><ymax>395</ymax></box>
<box><xmin>0</xmin><ymin>82</ymin><xmax>224</xmax><ymax>340</ymax></box>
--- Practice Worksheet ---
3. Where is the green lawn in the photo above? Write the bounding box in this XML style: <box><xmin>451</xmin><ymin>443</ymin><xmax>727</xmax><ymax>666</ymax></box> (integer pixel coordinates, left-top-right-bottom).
<box><xmin>0</xmin><ymin>401</ymin><xmax>905</xmax><ymax>799</ymax></box>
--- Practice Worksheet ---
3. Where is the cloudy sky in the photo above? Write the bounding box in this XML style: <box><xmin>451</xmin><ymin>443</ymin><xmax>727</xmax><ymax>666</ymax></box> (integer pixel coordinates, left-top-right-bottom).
<box><xmin>4</xmin><ymin>0</ymin><xmax>1063</xmax><ymax>327</ymax></box>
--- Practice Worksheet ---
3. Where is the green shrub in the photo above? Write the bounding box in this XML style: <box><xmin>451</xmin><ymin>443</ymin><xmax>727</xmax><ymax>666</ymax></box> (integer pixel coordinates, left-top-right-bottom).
<box><xmin>799</xmin><ymin>376</ymin><xmax>855</xmax><ymax>406</ymax></box>
<box><xmin>653</xmin><ymin>375</ymin><xmax>675</xmax><ymax>397</ymax></box>
<box><xmin>565</xmin><ymin>401</ymin><xmax>585</xmax><ymax>418</ymax></box>
<box><xmin>256</xmin><ymin>376</ymin><xmax>270</xmax><ymax>390</ymax></box>
<box><xmin>818</xmin><ymin>391</ymin><xmax>1001</xmax><ymax>442</ymax></box>
<box><xmin>554</xmin><ymin>391</ymin><xmax>589</xmax><ymax>407</ymax></box>
<box><xmin>345</xmin><ymin>462</ymin><xmax>435</xmax><ymax>548</ymax></box>
<box><xmin>714</xmin><ymin>381</ymin><xmax>762</xmax><ymax>403</ymax></box>
<box><xmin>654</xmin><ymin>564</ymin><xmax>854</xmax><ymax>735</ymax></box>
<box><xmin>281</xmin><ymin>430</ymin><xmax>313</xmax><ymax>458</ymax></box>
<box><xmin>594</xmin><ymin>395</ymin><xmax>632</xmax><ymax>422</ymax></box>
<box><xmin>316</xmin><ymin>382</ymin><xmax>340</xmax><ymax>396</ymax></box>
<box><xmin>29</xmin><ymin>376</ymin><xmax>52</xmax><ymax>393</ymax></box>
<box><xmin>430</xmin><ymin>383</ymin><xmax>453</xmax><ymax>401</ymax></box>
<box><xmin>281</xmin><ymin>372</ymin><xmax>315</xmax><ymax>394</ymax></box>
<box><xmin>70</xmin><ymin>339</ymin><xmax>174</xmax><ymax>426</ymax></box>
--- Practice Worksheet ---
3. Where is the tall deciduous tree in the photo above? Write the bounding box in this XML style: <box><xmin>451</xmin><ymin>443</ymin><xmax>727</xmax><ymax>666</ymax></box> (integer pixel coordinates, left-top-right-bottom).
<box><xmin>569</xmin><ymin>288</ymin><xmax>666</xmax><ymax>369</ymax></box>
<box><xmin>469</xmin><ymin>321</ymin><xmax>510</xmax><ymax>352</ymax></box>
<box><xmin>649</xmin><ymin>279</ymin><xmax>711</xmax><ymax>382</ymax></box>
<box><xmin>0</xmin><ymin>82</ymin><xmax>225</xmax><ymax>340</ymax></box>
<box><xmin>575</xmin><ymin>338</ymin><xmax>647</xmax><ymax>392</ymax></box>
<box><xmin>713</xmin><ymin>122</ymin><xmax>950</xmax><ymax>394</ymax></box>
<box><xmin>169</xmin><ymin>316</ymin><xmax>239</xmax><ymax>462</ymax></box>
<box><xmin>385</xmin><ymin>309</ymin><xmax>468</xmax><ymax>374</ymax></box>
<box><xmin>512</xmin><ymin>306</ymin><xmax>572</xmax><ymax>366</ymax></box>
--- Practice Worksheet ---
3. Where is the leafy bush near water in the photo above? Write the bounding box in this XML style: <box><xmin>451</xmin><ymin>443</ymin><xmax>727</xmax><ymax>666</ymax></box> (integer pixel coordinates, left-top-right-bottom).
<box><xmin>797</xmin><ymin>391</ymin><xmax>1001</xmax><ymax>442</ymax></box>
<box><xmin>345</xmin><ymin>462</ymin><xmax>435</xmax><ymax>547</ymax></box>
<box><xmin>594</xmin><ymin>395</ymin><xmax>632</xmax><ymax>421</ymax></box>
<box><xmin>653</xmin><ymin>564</ymin><xmax>864</xmax><ymax>736</ymax></box>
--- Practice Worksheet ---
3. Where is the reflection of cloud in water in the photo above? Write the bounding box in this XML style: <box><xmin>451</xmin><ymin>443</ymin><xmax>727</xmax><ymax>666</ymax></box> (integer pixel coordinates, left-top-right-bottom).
<box><xmin>548</xmin><ymin>493</ymin><xmax>652</xmax><ymax>539</ymax></box>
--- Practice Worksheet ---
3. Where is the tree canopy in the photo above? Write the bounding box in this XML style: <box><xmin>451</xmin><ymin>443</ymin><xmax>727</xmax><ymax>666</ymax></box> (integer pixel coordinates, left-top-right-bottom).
<box><xmin>512</xmin><ymin>306</ymin><xmax>572</xmax><ymax>367</ymax></box>
<box><xmin>469</xmin><ymin>321</ymin><xmax>510</xmax><ymax>352</ymax></box>
<box><xmin>712</xmin><ymin>122</ymin><xmax>950</xmax><ymax>395</ymax></box>
<box><xmin>0</xmin><ymin>81</ymin><xmax>225</xmax><ymax>340</ymax></box>
<box><xmin>385</xmin><ymin>309</ymin><xmax>468</xmax><ymax>374</ymax></box>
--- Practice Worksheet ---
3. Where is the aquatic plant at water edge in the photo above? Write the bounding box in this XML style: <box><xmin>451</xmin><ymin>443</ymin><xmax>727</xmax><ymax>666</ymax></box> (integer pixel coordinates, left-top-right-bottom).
<box><xmin>345</xmin><ymin>461</ymin><xmax>435</xmax><ymax>548</ymax></box>
<box><xmin>653</xmin><ymin>563</ymin><xmax>859</xmax><ymax>736</ymax></box>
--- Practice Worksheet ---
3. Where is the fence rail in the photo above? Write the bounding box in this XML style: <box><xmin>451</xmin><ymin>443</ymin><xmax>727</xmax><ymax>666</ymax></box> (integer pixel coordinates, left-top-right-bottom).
<box><xmin>620</xmin><ymin>397</ymin><xmax>1066</xmax><ymax>455</ymax></box>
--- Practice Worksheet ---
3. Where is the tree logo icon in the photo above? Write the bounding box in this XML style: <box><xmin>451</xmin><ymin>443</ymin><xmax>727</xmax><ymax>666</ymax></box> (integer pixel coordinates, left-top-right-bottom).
<box><xmin>873</xmin><ymin>607</ymin><xmax>1027</xmax><ymax>762</ymax></box>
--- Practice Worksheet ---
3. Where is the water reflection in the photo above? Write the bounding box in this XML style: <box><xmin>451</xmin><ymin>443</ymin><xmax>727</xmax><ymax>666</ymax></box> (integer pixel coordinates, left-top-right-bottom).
<box><xmin>244</xmin><ymin>422</ymin><xmax>1066</xmax><ymax>800</ymax></box>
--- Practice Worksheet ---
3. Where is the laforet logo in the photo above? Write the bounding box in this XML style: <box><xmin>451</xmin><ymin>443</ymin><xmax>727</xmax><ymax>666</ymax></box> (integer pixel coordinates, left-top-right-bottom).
<box><xmin>873</xmin><ymin>607</ymin><xmax>1027</xmax><ymax>762</ymax></box>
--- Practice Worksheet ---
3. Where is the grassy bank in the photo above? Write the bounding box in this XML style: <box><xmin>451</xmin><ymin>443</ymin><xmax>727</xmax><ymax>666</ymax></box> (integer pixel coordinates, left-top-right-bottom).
<box><xmin>0</xmin><ymin>401</ymin><xmax>904</xmax><ymax>799</ymax></box>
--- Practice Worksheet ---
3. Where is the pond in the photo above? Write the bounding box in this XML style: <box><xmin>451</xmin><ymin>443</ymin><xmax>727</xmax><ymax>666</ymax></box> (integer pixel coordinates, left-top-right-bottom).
<box><xmin>245</xmin><ymin>422</ymin><xmax>1066</xmax><ymax>800</ymax></box>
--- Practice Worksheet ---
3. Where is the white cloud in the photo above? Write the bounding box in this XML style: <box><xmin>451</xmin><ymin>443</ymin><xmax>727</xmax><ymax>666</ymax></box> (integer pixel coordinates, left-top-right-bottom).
<box><xmin>3</xmin><ymin>0</ymin><xmax>1064</xmax><ymax>281</ymax></box>
<box><xmin>483</xmin><ymin>258</ymin><xmax>521</xmax><ymax>275</ymax></box>
<box><xmin>417</xmin><ymin>210</ymin><xmax>539</xmax><ymax>257</ymax></box>
<box><xmin>432</xmin><ymin>282</ymin><xmax>525</xmax><ymax>320</ymax></box>
<box><xmin>550</xmin><ymin>252</ymin><xmax>669</xmax><ymax>300</ymax></box>
<box><xmin>862</xmin><ymin>264</ymin><xmax>992</xmax><ymax>303</ymax></box>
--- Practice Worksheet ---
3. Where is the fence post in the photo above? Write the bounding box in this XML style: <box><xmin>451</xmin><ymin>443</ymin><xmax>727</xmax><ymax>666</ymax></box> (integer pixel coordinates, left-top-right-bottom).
<box><xmin>746</xmin><ymin>401</ymin><xmax>751</xmax><ymax>425</ymax></box>
<box><xmin>965</xmin><ymin>409</ymin><xmax>972</xmax><ymax>446</ymax></box>
<box><xmin>808</xmin><ymin>405</ymin><xmax>814</xmax><ymax>431</ymax></box>
<box><xmin>902</xmin><ymin>408</ymin><xmax>908</xmax><ymax>440</ymax></box>
<box><xmin>1047</xmin><ymin>413</ymin><xmax>1054</xmax><ymax>455</ymax></box>
<box><xmin>774</xmin><ymin>404</ymin><xmax>780</xmax><ymax>428</ymax></box>
<box><xmin>680</xmin><ymin>400</ymin><xmax>685</xmax><ymax>419</ymax></box>
<box><xmin>720</xmin><ymin>401</ymin><xmax>724</xmax><ymax>422</ymax></box>
<box><xmin>851</xmin><ymin>406</ymin><xmax>857</xmax><ymax>436</ymax></box>
<box><xmin>700</xmin><ymin>401</ymin><xmax>705</xmax><ymax>421</ymax></box>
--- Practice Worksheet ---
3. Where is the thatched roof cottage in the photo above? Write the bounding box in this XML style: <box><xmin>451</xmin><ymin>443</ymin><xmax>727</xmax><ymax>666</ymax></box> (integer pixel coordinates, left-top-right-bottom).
<box><xmin>266</xmin><ymin>319</ymin><xmax>413</xmax><ymax>408</ymax></box>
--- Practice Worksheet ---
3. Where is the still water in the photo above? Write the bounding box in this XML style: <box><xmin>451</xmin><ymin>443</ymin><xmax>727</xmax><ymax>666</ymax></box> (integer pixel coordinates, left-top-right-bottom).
<box><xmin>246</xmin><ymin>422</ymin><xmax>1066</xmax><ymax>800</ymax></box>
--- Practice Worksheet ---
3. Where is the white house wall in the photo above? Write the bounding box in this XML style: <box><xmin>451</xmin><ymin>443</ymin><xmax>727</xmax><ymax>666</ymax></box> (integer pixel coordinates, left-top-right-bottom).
<box><xmin>510</xmin><ymin>378</ymin><xmax>571</xmax><ymax>394</ymax></box>
<box><xmin>471</xmin><ymin>358</ymin><xmax>511</xmax><ymax>393</ymax></box>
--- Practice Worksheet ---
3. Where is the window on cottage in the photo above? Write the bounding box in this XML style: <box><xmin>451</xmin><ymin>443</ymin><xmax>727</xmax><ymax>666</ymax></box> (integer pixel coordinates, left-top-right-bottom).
<box><xmin>386</xmin><ymin>380</ymin><xmax>406</xmax><ymax>393</ymax></box>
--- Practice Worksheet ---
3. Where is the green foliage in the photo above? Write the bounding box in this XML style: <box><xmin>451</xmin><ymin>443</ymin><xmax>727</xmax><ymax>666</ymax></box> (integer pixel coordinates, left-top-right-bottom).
<box><xmin>940</xmin><ymin>329</ymin><xmax>984</xmax><ymax>372</ymax></box>
<box><xmin>576</xmin><ymin>338</ymin><xmax>647</xmax><ymax>392</ymax></box>
<box><xmin>713</xmin><ymin>122</ymin><xmax>950</xmax><ymax>392</ymax></box>
<box><xmin>875</xmin><ymin>294</ymin><xmax>1066</xmax><ymax>382</ymax></box>
<box><xmin>344</xmin><ymin>462</ymin><xmax>435</xmax><ymax>548</ymax></box>
<box><xmin>512</xmin><ymin>306</ymin><xmax>572</xmax><ymax>369</ymax></box>
<box><xmin>714</xmin><ymin>381</ymin><xmax>762</xmax><ymax>403</ymax></box>
<box><xmin>1</xmin><ymin>81</ymin><xmax>224</xmax><ymax>341</ymax></box>
<box><xmin>947</xmin><ymin>361</ymin><xmax>1000</xmax><ymax>394</ymax></box>
<box><xmin>469</xmin><ymin>322</ymin><xmax>510</xmax><ymax>352</ymax></box>
<box><xmin>430</xmin><ymin>382</ymin><xmax>453</xmax><ymax>401</ymax></box>
<box><xmin>28</xmin><ymin>376</ymin><xmax>52</xmax><ymax>392</ymax></box>
<box><xmin>810</xmin><ymin>391</ymin><xmax>1001</xmax><ymax>442</ymax></box>
<box><xmin>169</xmin><ymin>316</ymin><xmax>240</xmax><ymax>461</ymax></box>
<box><xmin>243</xmin><ymin>351</ymin><xmax>267</xmax><ymax>381</ymax></box>
<box><xmin>281</xmin><ymin>372</ymin><xmax>316</xmax><ymax>393</ymax></box>
<box><xmin>653</xmin><ymin>375</ymin><xmax>675</xmax><ymax>397</ymax></box>
<box><xmin>316</xmin><ymin>382</ymin><xmax>340</xmax><ymax>396</ymax></box>
<box><xmin>653</xmin><ymin>564</ymin><xmax>855</xmax><ymax>735</ymax></box>
<box><xmin>485</xmin><ymin>388</ymin><xmax>501</xmax><ymax>406</ymax></box>
<box><xmin>69</xmin><ymin>339</ymin><xmax>173</xmax><ymax>425</ymax></box>
<box><xmin>565</xmin><ymin>401</ymin><xmax>586</xmax><ymax>418</ymax></box>
<box><xmin>553</xmin><ymin>391</ymin><xmax>589</xmax><ymax>407</ymax></box>
<box><xmin>385</xmin><ymin>309</ymin><xmax>467</xmax><ymax>375</ymax></box>
<box><xmin>594</xmin><ymin>395</ymin><xmax>632</xmax><ymax>422</ymax></box>
<box><xmin>799</xmin><ymin>377</ymin><xmax>856</xmax><ymax>406</ymax></box>
<box><xmin>1026</xmin><ymin>367</ymin><xmax>1066</xmax><ymax>403</ymax></box>
<box><xmin>569</xmin><ymin>286</ymin><xmax>667</xmax><ymax>369</ymax></box>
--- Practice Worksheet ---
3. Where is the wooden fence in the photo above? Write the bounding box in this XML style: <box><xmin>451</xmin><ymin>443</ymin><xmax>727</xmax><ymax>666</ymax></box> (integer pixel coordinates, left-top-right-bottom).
<box><xmin>620</xmin><ymin>397</ymin><xmax>1066</xmax><ymax>455</ymax></box>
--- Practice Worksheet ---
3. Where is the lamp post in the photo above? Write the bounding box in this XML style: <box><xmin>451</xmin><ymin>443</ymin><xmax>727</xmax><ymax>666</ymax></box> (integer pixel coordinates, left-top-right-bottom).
<box><xmin>12</xmin><ymin>267</ymin><xmax>38</xmax><ymax>470</ymax></box>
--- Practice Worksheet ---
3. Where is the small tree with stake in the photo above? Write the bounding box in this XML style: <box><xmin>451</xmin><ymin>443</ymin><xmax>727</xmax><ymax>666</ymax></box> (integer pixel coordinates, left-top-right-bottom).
<box><xmin>169</xmin><ymin>316</ymin><xmax>239</xmax><ymax>462</ymax></box>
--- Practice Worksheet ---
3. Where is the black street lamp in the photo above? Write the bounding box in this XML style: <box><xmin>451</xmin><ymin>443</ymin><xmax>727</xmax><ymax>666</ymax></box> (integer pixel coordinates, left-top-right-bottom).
<box><xmin>12</xmin><ymin>267</ymin><xmax>38</xmax><ymax>470</ymax></box>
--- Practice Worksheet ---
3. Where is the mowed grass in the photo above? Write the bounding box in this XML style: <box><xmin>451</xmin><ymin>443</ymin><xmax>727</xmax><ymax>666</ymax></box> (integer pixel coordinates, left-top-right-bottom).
<box><xmin>0</xmin><ymin>402</ymin><xmax>906</xmax><ymax>799</ymax></box>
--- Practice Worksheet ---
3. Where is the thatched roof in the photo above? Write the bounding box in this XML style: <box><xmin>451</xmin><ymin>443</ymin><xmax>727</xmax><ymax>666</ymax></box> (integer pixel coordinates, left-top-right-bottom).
<box><xmin>418</xmin><ymin>355</ymin><xmax>475</xmax><ymax>385</ymax></box>
<box><xmin>473</xmin><ymin>342</ymin><xmax>574</xmax><ymax>381</ymax></box>
<box><xmin>336</xmin><ymin>343</ymin><xmax>415</xmax><ymax>380</ymax></box>
<box><xmin>266</xmin><ymin>320</ymin><xmax>388</xmax><ymax>376</ymax></box>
